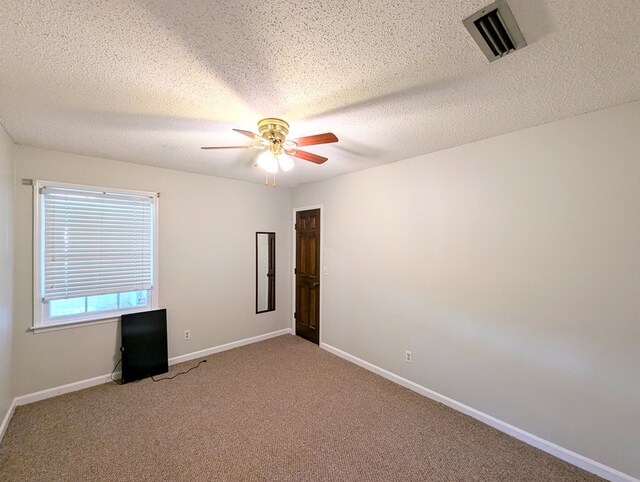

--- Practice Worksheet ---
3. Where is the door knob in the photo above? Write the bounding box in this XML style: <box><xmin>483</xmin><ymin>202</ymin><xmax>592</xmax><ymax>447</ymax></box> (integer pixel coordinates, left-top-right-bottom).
<box><xmin>313</xmin><ymin>281</ymin><xmax>319</xmax><ymax>288</ymax></box>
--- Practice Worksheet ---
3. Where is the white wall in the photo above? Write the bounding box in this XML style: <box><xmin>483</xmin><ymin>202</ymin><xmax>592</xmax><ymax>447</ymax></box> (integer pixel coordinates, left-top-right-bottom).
<box><xmin>0</xmin><ymin>126</ymin><xmax>14</xmax><ymax>423</ymax></box>
<box><xmin>13</xmin><ymin>147</ymin><xmax>291</xmax><ymax>396</ymax></box>
<box><xmin>292</xmin><ymin>100</ymin><xmax>640</xmax><ymax>478</ymax></box>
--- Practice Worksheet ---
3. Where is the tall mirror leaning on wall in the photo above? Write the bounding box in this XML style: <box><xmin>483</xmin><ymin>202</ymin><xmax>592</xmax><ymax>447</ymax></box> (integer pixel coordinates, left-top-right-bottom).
<box><xmin>256</xmin><ymin>232</ymin><xmax>275</xmax><ymax>313</ymax></box>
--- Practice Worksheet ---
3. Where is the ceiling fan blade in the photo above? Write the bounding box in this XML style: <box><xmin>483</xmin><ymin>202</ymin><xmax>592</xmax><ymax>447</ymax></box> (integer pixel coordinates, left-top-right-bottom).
<box><xmin>290</xmin><ymin>132</ymin><xmax>338</xmax><ymax>147</ymax></box>
<box><xmin>233</xmin><ymin>129</ymin><xmax>267</xmax><ymax>142</ymax></box>
<box><xmin>286</xmin><ymin>149</ymin><xmax>328</xmax><ymax>164</ymax></box>
<box><xmin>201</xmin><ymin>145</ymin><xmax>264</xmax><ymax>150</ymax></box>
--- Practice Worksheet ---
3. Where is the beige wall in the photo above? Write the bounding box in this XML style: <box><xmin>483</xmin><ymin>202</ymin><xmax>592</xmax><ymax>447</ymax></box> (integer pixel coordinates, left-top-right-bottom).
<box><xmin>292</xmin><ymin>101</ymin><xmax>640</xmax><ymax>478</ymax></box>
<box><xmin>13</xmin><ymin>147</ymin><xmax>292</xmax><ymax>396</ymax></box>
<box><xmin>0</xmin><ymin>126</ymin><xmax>14</xmax><ymax>422</ymax></box>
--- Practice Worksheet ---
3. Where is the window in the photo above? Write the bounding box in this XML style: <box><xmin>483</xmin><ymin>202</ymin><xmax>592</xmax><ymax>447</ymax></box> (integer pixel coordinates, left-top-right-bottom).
<box><xmin>33</xmin><ymin>180</ymin><xmax>158</xmax><ymax>329</ymax></box>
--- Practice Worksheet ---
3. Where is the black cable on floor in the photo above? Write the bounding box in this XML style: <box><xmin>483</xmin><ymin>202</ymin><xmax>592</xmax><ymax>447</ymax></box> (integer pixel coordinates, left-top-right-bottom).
<box><xmin>110</xmin><ymin>359</ymin><xmax>123</xmax><ymax>385</ymax></box>
<box><xmin>152</xmin><ymin>360</ymin><xmax>207</xmax><ymax>382</ymax></box>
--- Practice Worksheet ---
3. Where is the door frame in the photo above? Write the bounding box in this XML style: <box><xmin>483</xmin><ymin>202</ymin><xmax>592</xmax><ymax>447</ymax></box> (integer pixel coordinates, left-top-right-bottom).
<box><xmin>291</xmin><ymin>204</ymin><xmax>324</xmax><ymax>344</ymax></box>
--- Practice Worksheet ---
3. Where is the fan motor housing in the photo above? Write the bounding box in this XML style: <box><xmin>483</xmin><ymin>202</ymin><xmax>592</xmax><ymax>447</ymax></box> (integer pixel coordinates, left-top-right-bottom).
<box><xmin>258</xmin><ymin>118</ymin><xmax>289</xmax><ymax>144</ymax></box>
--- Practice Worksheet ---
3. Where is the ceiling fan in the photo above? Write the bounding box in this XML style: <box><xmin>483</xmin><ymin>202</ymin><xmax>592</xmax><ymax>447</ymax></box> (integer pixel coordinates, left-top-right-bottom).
<box><xmin>201</xmin><ymin>118</ymin><xmax>338</xmax><ymax>186</ymax></box>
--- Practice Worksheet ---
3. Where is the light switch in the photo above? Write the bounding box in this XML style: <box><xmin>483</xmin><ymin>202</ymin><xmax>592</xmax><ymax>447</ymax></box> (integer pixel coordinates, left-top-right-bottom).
<box><xmin>323</xmin><ymin>266</ymin><xmax>328</xmax><ymax>276</ymax></box>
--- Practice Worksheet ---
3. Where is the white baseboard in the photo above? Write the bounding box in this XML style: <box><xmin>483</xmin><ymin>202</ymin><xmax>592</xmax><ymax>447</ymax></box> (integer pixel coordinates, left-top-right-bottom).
<box><xmin>14</xmin><ymin>372</ymin><xmax>116</xmax><ymax>407</ymax></box>
<box><xmin>169</xmin><ymin>328</ymin><xmax>292</xmax><ymax>365</ymax></box>
<box><xmin>320</xmin><ymin>342</ymin><xmax>637</xmax><ymax>482</ymax></box>
<box><xmin>0</xmin><ymin>398</ymin><xmax>17</xmax><ymax>443</ymax></box>
<box><xmin>11</xmin><ymin>328</ymin><xmax>293</xmax><ymax>409</ymax></box>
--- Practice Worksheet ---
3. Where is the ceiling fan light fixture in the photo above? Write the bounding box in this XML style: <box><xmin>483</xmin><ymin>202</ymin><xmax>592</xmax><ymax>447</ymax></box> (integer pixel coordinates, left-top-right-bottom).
<box><xmin>278</xmin><ymin>155</ymin><xmax>294</xmax><ymax>172</ymax></box>
<box><xmin>201</xmin><ymin>118</ymin><xmax>337</xmax><ymax>183</ymax></box>
<box><xmin>257</xmin><ymin>150</ymin><xmax>279</xmax><ymax>173</ymax></box>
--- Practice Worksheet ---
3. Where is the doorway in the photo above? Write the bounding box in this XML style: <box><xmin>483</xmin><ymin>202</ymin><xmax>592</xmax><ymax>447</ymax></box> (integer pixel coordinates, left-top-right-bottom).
<box><xmin>295</xmin><ymin>208</ymin><xmax>321</xmax><ymax>344</ymax></box>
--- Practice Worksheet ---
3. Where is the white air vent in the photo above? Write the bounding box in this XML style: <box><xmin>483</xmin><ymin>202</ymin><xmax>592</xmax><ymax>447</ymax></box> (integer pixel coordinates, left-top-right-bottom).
<box><xmin>463</xmin><ymin>0</ymin><xmax>527</xmax><ymax>62</ymax></box>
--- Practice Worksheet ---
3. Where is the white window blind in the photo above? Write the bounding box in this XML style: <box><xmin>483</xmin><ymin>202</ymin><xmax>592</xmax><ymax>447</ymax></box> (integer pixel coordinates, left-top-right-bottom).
<box><xmin>41</xmin><ymin>185</ymin><xmax>154</xmax><ymax>302</ymax></box>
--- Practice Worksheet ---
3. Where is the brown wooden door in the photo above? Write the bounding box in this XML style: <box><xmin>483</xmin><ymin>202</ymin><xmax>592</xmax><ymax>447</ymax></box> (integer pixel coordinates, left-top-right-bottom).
<box><xmin>295</xmin><ymin>209</ymin><xmax>320</xmax><ymax>344</ymax></box>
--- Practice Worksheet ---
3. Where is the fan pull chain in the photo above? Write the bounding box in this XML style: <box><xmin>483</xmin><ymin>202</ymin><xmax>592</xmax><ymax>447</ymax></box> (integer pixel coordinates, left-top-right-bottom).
<box><xmin>272</xmin><ymin>172</ymin><xmax>277</xmax><ymax>188</ymax></box>
<box><xmin>265</xmin><ymin>170</ymin><xmax>268</xmax><ymax>186</ymax></box>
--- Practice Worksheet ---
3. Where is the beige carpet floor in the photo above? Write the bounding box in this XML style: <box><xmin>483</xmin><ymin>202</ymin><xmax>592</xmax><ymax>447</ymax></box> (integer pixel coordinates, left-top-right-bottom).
<box><xmin>1</xmin><ymin>334</ymin><xmax>600</xmax><ymax>481</ymax></box>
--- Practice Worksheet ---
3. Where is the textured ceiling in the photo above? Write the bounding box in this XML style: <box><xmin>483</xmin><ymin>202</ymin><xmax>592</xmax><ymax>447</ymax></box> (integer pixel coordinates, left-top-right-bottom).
<box><xmin>1</xmin><ymin>1</ymin><xmax>639</xmax><ymax>187</ymax></box>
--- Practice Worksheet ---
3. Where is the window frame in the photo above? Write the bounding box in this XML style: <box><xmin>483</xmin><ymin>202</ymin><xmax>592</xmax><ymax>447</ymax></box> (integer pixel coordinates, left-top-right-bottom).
<box><xmin>32</xmin><ymin>180</ymin><xmax>160</xmax><ymax>330</ymax></box>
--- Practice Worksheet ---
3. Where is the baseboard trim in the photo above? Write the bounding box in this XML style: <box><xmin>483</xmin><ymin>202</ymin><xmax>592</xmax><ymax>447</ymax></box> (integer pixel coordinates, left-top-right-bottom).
<box><xmin>320</xmin><ymin>342</ymin><xmax>637</xmax><ymax>482</ymax></box>
<box><xmin>14</xmin><ymin>372</ymin><xmax>115</xmax><ymax>407</ymax></box>
<box><xmin>0</xmin><ymin>398</ymin><xmax>17</xmax><ymax>444</ymax></box>
<box><xmin>168</xmin><ymin>328</ymin><xmax>292</xmax><ymax>365</ymax></box>
<box><xmin>12</xmin><ymin>328</ymin><xmax>293</xmax><ymax>408</ymax></box>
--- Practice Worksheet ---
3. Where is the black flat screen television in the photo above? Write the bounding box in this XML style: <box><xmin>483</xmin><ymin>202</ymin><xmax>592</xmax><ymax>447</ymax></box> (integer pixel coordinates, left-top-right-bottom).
<box><xmin>121</xmin><ymin>309</ymin><xmax>168</xmax><ymax>384</ymax></box>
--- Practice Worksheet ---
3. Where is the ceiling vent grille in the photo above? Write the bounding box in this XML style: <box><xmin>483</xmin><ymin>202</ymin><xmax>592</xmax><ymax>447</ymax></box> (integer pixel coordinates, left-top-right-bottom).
<box><xmin>463</xmin><ymin>0</ymin><xmax>527</xmax><ymax>62</ymax></box>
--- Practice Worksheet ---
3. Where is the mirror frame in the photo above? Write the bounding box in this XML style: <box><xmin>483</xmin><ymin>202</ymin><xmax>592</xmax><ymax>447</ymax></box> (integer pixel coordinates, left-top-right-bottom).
<box><xmin>256</xmin><ymin>232</ymin><xmax>276</xmax><ymax>313</ymax></box>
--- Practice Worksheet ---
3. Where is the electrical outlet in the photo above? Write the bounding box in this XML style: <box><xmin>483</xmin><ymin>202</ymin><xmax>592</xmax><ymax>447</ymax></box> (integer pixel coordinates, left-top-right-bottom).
<box><xmin>184</xmin><ymin>330</ymin><xmax>191</xmax><ymax>340</ymax></box>
<box><xmin>405</xmin><ymin>350</ymin><xmax>412</xmax><ymax>363</ymax></box>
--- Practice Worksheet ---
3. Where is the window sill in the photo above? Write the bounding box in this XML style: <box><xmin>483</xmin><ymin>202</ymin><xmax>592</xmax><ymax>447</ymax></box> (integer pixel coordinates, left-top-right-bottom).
<box><xmin>30</xmin><ymin>316</ymin><xmax>119</xmax><ymax>334</ymax></box>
